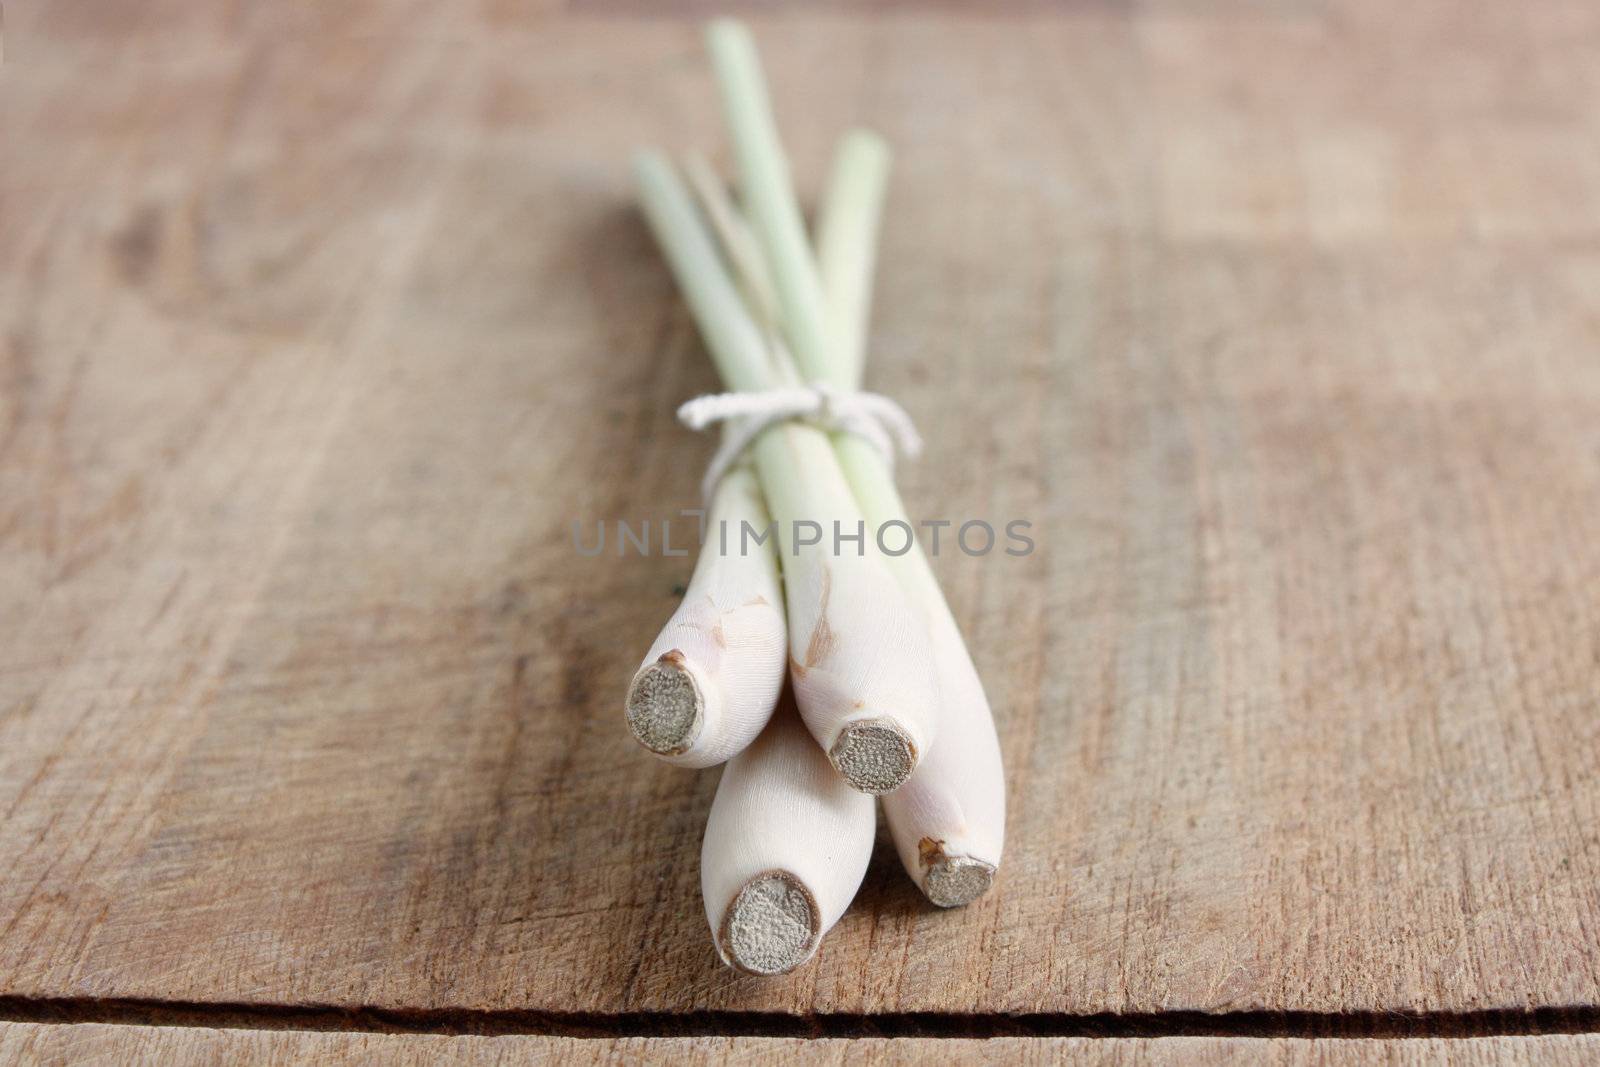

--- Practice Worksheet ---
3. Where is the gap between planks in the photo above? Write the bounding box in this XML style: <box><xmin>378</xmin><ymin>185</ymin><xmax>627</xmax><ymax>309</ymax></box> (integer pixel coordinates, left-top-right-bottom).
<box><xmin>0</xmin><ymin>999</ymin><xmax>1598</xmax><ymax>1041</ymax></box>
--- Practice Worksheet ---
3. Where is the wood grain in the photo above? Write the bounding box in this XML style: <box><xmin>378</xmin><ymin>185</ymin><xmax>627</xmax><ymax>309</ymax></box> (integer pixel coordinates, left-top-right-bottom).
<box><xmin>0</xmin><ymin>1027</ymin><xmax>1596</xmax><ymax>1067</ymax></box>
<box><xmin>2</xmin><ymin>0</ymin><xmax>1599</xmax><ymax>1023</ymax></box>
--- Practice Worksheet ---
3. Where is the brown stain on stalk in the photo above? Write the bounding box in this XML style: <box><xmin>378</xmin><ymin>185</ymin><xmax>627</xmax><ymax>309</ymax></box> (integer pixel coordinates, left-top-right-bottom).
<box><xmin>918</xmin><ymin>837</ymin><xmax>949</xmax><ymax>871</ymax></box>
<box><xmin>803</xmin><ymin>566</ymin><xmax>836</xmax><ymax>669</ymax></box>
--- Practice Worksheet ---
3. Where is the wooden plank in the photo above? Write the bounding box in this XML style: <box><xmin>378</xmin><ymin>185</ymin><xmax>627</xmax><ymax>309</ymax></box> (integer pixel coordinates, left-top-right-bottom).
<box><xmin>0</xmin><ymin>1026</ymin><xmax>1596</xmax><ymax>1067</ymax></box>
<box><xmin>3</xmin><ymin>0</ymin><xmax>1599</xmax><ymax>1018</ymax></box>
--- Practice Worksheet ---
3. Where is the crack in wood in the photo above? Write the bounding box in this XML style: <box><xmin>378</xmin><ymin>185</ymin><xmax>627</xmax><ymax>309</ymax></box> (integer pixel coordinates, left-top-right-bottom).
<box><xmin>0</xmin><ymin>998</ymin><xmax>1598</xmax><ymax>1041</ymax></box>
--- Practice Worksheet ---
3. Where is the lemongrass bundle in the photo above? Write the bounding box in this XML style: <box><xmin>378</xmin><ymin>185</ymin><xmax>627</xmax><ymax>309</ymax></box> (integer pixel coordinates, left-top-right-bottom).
<box><xmin>627</xmin><ymin>17</ymin><xmax>1008</xmax><ymax>975</ymax></box>
<box><xmin>687</xmin><ymin>146</ymin><xmax>1006</xmax><ymax>906</ymax></box>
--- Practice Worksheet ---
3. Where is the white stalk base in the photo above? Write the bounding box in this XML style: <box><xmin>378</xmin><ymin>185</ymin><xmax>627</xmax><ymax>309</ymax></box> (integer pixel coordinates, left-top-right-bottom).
<box><xmin>702</xmin><ymin>694</ymin><xmax>875</xmax><ymax>976</ymax></box>
<box><xmin>882</xmin><ymin>612</ymin><xmax>1005</xmax><ymax>907</ymax></box>
<box><xmin>782</xmin><ymin>549</ymin><xmax>936</xmax><ymax>795</ymax></box>
<box><xmin>624</xmin><ymin>467</ymin><xmax>786</xmax><ymax>768</ymax></box>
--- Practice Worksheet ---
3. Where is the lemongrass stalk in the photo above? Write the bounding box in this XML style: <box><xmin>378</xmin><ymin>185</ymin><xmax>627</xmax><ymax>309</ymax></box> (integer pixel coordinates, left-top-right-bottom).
<box><xmin>815</xmin><ymin>138</ymin><xmax>1006</xmax><ymax>907</ymax></box>
<box><xmin>705</xmin><ymin>20</ymin><xmax>834</xmax><ymax>382</ymax></box>
<box><xmin>703</xmin><ymin>23</ymin><xmax>945</xmax><ymax>789</ymax></box>
<box><xmin>701</xmin><ymin>689</ymin><xmax>875</xmax><ymax>975</ymax></box>
<box><xmin>634</xmin><ymin>153</ymin><xmax>786</xmax><ymax>396</ymax></box>
<box><xmin>684</xmin><ymin>151</ymin><xmax>784</xmax><ymax>336</ymax></box>
<box><xmin>816</xmin><ymin>130</ymin><xmax>890</xmax><ymax>387</ymax></box>
<box><xmin>694</xmin><ymin>145</ymin><xmax>1005</xmax><ymax>906</ymax></box>
<box><xmin>635</xmin><ymin>152</ymin><xmax>936</xmax><ymax>793</ymax></box>
<box><xmin>625</xmin><ymin>463</ymin><xmax>786</xmax><ymax>767</ymax></box>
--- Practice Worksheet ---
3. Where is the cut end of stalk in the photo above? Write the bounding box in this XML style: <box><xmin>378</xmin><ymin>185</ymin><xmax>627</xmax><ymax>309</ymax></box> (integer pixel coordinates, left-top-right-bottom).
<box><xmin>828</xmin><ymin>718</ymin><xmax>917</xmax><ymax>794</ymax></box>
<box><xmin>923</xmin><ymin>855</ymin><xmax>997</xmax><ymax>908</ymax></box>
<box><xmin>625</xmin><ymin>651</ymin><xmax>706</xmax><ymax>756</ymax></box>
<box><xmin>719</xmin><ymin>870</ymin><xmax>819</xmax><ymax>976</ymax></box>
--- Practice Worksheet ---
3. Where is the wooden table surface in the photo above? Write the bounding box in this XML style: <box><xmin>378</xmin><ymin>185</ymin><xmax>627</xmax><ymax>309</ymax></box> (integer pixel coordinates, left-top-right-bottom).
<box><xmin>4</xmin><ymin>0</ymin><xmax>1600</xmax><ymax>1061</ymax></box>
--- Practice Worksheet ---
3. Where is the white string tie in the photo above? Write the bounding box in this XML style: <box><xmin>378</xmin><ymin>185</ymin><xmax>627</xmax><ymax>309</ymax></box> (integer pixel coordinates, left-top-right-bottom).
<box><xmin>677</xmin><ymin>382</ymin><xmax>923</xmax><ymax>506</ymax></box>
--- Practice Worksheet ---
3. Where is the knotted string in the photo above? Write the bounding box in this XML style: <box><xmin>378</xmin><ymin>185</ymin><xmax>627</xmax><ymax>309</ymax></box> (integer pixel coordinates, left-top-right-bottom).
<box><xmin>677</xmin><ymin>382</ymin><xmax>923</xmax><ymax>507</ymax></box>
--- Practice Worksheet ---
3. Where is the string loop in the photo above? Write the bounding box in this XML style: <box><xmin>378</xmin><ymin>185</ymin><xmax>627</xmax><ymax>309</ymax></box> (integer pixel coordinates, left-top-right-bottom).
<box><xmin>677</xmin><ymin>382</ymin><xmax>923</xmax><ymax>506</ymax></box>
